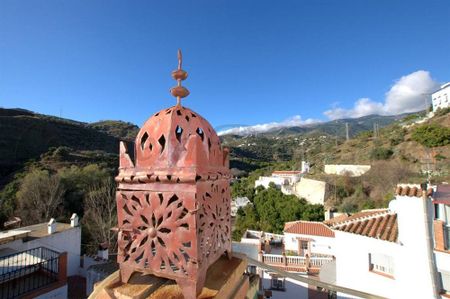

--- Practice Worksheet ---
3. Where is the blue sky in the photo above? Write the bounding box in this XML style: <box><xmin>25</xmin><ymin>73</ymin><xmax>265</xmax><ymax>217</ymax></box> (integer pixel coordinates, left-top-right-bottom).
<box><xmin>1</xmin><ymin>1</ymin><xmax>449</xmax><ymax>132</ymax></box>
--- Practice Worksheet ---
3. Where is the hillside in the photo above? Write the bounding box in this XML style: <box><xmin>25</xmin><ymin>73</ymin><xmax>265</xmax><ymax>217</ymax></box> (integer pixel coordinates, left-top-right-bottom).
<box><xmin>0</xmin><ymin>108</ymin><xmax>137</xmax><ymax>187</ymax></box>
<box><xmin>221</xmin><ymin>113</ymin><xmax>420</xmax><ymax>174</ymax></box>
<box><xmin>222</xmin><ymin>113</ymin><xmax>411</xmax><ymax>138</ymax></box>
<box><xmin>227</xmin><ymin>109</ymin><xmax>450</xmax><ymax>214</ymax></box>
<box><xmin>88</xmin><ymin>120</ymin><xmax>139</xmax><ymax>142</ymax></box>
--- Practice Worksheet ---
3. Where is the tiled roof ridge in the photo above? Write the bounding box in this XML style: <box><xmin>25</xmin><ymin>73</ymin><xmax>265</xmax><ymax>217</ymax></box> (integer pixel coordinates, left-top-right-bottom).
<box><xmin>332</xmin><ymin>211</ymin><xmax>398</xmax><ymax>243</ymax></box>
<box><xmin>283</xmin><ymin>220</ymin><xmax>335</xmax><ymax>237</ymax></box>
<box><xmin>284</xmin><ymin>220</ymin><xmax>329</xmax><ymax>229</ymax></box>
<box><xmin>395</xmin><ymin>184</ymin><xmax>433</xmax><ymax>197</ymax></box>
<box><xmin>329</xmin><ymin>209</ymin><xmax>389</xmax><ymax>227</ymax></box>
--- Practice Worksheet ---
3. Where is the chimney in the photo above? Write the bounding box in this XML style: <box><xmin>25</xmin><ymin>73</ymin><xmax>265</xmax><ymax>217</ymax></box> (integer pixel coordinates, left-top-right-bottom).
<box><xmin>390</xmin><ymin>184</ymin><xmax>439</xmax><ymax>298</ymax></box>
<box><xmin>97</xmin><ymin>243</ymin><xmax>109</xmax><ymax>260</ymax></box>
<box><xmin>70</xmin><ymin>213</ymin><xmax>79</xmax><ymax>227</ymax></box>
<box><xmin>48</xmin><ymin>218</ymin><xmax>56</xmax><ymax>234</ymax></box>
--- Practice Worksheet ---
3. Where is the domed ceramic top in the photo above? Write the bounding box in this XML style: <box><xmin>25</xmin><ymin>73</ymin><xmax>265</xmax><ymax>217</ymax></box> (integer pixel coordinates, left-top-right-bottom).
<box><xmin>134</xmin><ymin>104</ymin><xmax>226</xmax><ymax>170</ymax></box>
<box><xmin>116</xmin><ymin>50</ymin><xmax>230</xmax><ymax>182</ymax></box>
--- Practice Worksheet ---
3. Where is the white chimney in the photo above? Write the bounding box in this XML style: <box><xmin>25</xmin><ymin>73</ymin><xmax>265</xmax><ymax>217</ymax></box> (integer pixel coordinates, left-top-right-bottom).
<box><xmin>97</xmin><ymin>243</ymin><xmax>109</xmax><ymax>260</ymax></box>
<box><xmin>301</xmin><ymin>161</ymin><xmax>310</xmax><ymax>173</ymax></box>
<box><xmin>47</xmin><ymin>218</ymin><xmax>56</xmax><ymax>234</ymax></box>
<box><xmin>389</xmin><ymin>184</ymin><xmax>440</xmax><ymax>299</ymax></box>
<box><xmin>70</xmin><ymin>213</ymin><xmax>79</xmax><ymax>227</ymax></box>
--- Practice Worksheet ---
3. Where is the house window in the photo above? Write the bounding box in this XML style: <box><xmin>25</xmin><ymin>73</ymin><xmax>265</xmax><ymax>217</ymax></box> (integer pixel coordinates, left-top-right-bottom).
<box><xmin>439</xmin><ymin>271</ymin><xmax>450</xmax><ymax>293</ymax></box>
<box><xmin>445</xmin><ymin>205</ymin><xmax>450</xmax><ymax>249</ymax></box>
<box><xmin>369</xmin><ymin>253</ymin><xmax>394</xmax><ymax>276</ymax></box>
<box><xmin>301</xmin><ymin>241</ymin><xmax>308</xmax><ymax>250</ymax></box>
<box><xmin>445</xmin><ymin>226</ymin><xmax>450</xmax><ymax>250</ymax></box>
<box><xmin>435</xmin><ymin>203</ymin><xmax>440</xmax><ymax>220</ymax></box>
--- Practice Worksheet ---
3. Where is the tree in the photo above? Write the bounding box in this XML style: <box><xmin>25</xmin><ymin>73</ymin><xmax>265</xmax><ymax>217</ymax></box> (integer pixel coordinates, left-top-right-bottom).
<box><xmin>58</xmin><ymin>164</ymin><xmax>111</xmax><ymax>216</ymax></box>
<box><xmin>16</xmin><ymin>169</ymin><xmax>65</xmax><ymax>224</ymax></box>
<box><xmin>82</xmin><ymin>178</ymin><xmax>117</xmax><ymax>253</ymax></box>
<box><xmin>232</xmin><ymin>184</ymin><xmax>325</xmax><ymax>239</ymax></box>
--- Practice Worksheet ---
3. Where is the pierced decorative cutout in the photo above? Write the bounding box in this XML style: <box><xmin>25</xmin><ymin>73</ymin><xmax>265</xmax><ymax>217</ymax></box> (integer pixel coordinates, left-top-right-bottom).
<box><xmin>175</xmin><ymin>125</ymin><xmax>183</xmax><ymax>143</ymax></box>
<box><xmin>196</xmin><ymin>128</ymin><xmax>204</xmax><ymax>141</ymax></box>
<box><xmin>141</xmin><ymin>132</ymin><xmax>149</xmax><ymax>151</ymax></box>
<box><xmin>158</xmin><ymin>135</ymin><xmax>166</xmax><ymax>153</ymax></box>
<box><xmin>117</xmin><ymin>101</ymin><xmax>231</xmax><ymax>298</ymax></box>
<box><xmin>117</xmin><ymin>192</ymin><xmax>194</xmax><ymax>276</ymax></box>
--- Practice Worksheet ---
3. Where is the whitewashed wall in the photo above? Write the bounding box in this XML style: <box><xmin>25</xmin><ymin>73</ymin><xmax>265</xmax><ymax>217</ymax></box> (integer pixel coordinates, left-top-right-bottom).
<box><xmin>335</xmin><ymin>193</ymin><xmax>440</xmax><ymax>299</ymax></box>
<box><xmin>284</xmin><ymin>232</ymin><xmax>334</xmax><ymax>255</ymax></box>
<box><xmin>0</xmin><ymin>226</ymin><xmax>81</xmax><ymax>276</ymax></box>
<box><xmin>432</xmin><ymin>83</ymin><xmax>450</xmax><ymax>111</ymax></box>
<box><xmin>324</xmin><ymin>165</ymin><xmax>371</xmax><ymax>177</ymax></box>
<box><xmin>293</xmin><ymin>178</ymin><xmax>327</xmax><ymax>205</ymax></box>
<box><xmin>390</xmin><ymin>194</ymin><xmax>440</xmax><ymax>298</ymax></box>
<box><xmin>254</xmin><ymin>176</ymin><xmax>286</xmax><ymax>189</ymax></box>
<box><xmin>334</xmin><ymin>231</ymin><xmax>399</xmax><ymax>298</ymax></box>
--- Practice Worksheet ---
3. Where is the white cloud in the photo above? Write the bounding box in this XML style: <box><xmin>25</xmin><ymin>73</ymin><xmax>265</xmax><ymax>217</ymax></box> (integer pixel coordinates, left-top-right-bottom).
<box><xmin>217</xmin><ymin>115</ymin><xmax>320</xmax><ymax>136</ymax></box>
<box><xmin>324</xmin><ymin>70</ymin><xmax>439</xmax><ymax>120</ymax></box>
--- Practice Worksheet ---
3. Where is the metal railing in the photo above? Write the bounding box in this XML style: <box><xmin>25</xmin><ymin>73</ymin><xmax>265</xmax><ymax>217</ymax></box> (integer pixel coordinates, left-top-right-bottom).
<box><xmin>0</xmin><ymin>247</ymin><xmax>60</xmax><ymax>299</ymax></box>
<box><xmin>237</xmin><ymin>253</ymin><xmax>388</xmax><ymax>299</ymax></box>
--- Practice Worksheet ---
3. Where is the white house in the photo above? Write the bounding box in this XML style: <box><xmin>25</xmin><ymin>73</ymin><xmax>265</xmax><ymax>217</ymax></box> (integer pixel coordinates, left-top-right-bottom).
<box><xmin>255</xmin><ymin>171</ymin><xmax>302</xmax><ymax>192</ymax></box>
<box><xmin>283</xmin><ymin>221</ymin><xmax>335</xmax><ymax>256</ymax></box>
<box><xmin>324</xmin><ymin>164</ymin><xmax>371</xmax><ymax>177</ymax></box>
<box><xmin>0</xmin><ymin>216</ymin><xmax>81</xmax><ymax>299</ymax></box>
<box><xmin>432</xmin><ymin>184</ymin><xmax>450</xmax><ymax>296</ymax></box>
<box><xmin>254</xmin><ymin>171</ymin><xmax>329</xmax><ymax>205</ymax></box>
<box><xmin>231</xmin><ymin>196</ymin><xmax>251</xmax><ymax>217</ymax></box>
<box><xmin>432</xmin><ymin>82</ymin><xmax>450</xmax><ymax>111</ymax></box>
<box><xmin>328</xmin><ymin>184</ymin><xmax>447</xmax><ymax>299</ymax></box>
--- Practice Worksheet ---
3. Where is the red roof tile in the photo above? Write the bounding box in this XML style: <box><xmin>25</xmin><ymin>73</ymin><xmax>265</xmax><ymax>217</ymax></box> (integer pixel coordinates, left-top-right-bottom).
<box><xmin>323</xmin><ymin>214</ymin><xmax>350</xmax><ymax>225</ymax></box>
<box><xmin>395</xmin><ymin>185</ymin><xmax>433</xmax><ymax>197</ymax></box>
<box><xmin>284</xmin><ymin>221</ymin><xmax>335</xmax><ymax>238</ymax></box>
<box><xmin>325</xmin><ymin>209</ymin><xmax>387</xmax><ymax>226</ymax></box>
<box><xmin>331</xmin><ymin>211</ymin><xmax>398</xmax><ymax>243</ymax></box>
<box><xmin>433</xmin><ymin>185</ymin><xmax>450</xmax><ymax>204</ymax></box>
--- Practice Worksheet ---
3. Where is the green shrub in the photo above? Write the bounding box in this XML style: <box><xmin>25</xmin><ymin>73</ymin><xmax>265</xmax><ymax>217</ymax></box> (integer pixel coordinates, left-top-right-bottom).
<box><xmin>412</xmin><ymin>124</ymin><xmax>450</xmax><ymax>147</ymax></box>
<box><xmin>434</xmin><ymin>107</ymin><xmax>450</xmax><ymax>117</ymax></box>
<box><xmin>402</xmin><ymin>114</ymin><xmax>421</xmax><ymax>122</ymax></box>
<box><xmin>435</xmin><ymin>154</ymin><xmax>446</xmax><ymax>161</ymax></box>
<box><xmin>370</xmin><ymin>147</ymin><xmax>393</xmax><ymax>160</ymax></box>
<box><xmin>357</xmin><ymin>130</ymin><xmax>373</xmax><ymax>140</ymax></box>
<box><xmin>389</xmin><ymin>128</ymin><xmax>406</xmax><ymax>146</ymax></box>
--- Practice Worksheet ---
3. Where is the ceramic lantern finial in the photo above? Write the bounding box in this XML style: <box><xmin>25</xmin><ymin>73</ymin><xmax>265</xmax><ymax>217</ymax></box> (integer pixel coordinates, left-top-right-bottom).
<box><xmin>170</xmin><ymin>49</ymin><xmax>189</xmax><ymax>105</ymax></box>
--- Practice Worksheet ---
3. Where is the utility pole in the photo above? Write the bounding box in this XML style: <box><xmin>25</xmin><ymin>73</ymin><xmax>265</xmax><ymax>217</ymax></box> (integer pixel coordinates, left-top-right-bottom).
<box><xmin>345</xmin><ymin>123</ymin><xmax>349</xmax><ymax>141</ymax></box>
<box><xmin>421</xmin><ymin>93</ymin><xmax>432</xmax><ymax>114</ymax></box>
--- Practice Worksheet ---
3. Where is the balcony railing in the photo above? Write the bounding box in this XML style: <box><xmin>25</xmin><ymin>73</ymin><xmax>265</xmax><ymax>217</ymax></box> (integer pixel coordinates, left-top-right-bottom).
<box><xmin>0</xmin><ymin>247</ymin><xmax>61</xmax><ymax>299</ymax></box>
<box><xmin>261</xmin><ymin>253</ymin><xmax>333</xmax><ymax>272</ymax></box>
<box><xmin>240</xmin><ymin>253</ymin><xmax>387</xmax><ymax>299</ymax></box>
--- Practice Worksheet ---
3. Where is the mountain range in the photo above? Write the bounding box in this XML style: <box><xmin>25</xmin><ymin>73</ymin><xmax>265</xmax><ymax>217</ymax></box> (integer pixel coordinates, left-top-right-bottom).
<box><xmin>0</xmin><ymin>107</ymin><xmax>418</xmax><ymax>187</ymax></box>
